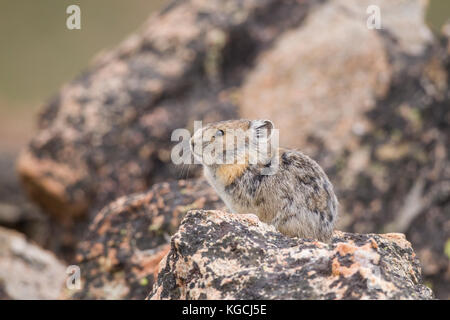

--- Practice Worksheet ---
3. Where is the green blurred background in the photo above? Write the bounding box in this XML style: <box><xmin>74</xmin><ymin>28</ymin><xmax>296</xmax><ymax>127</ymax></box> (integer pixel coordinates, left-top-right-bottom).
<box><xmin>0</xmin><ymin>0</ymin><xmax>449</xmax><ymax>152</ymax></box>
<box><xmin>0</xmin><ymin>0</ymin><xmax>165</xmax><ymax>151</ymax></box>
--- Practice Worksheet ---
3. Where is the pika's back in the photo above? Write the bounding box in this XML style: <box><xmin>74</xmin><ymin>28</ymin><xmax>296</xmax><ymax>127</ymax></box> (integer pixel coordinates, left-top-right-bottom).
<box><xmin>226</xmin><ymin>149</ymin><xmax>338</xmax><ymax>230</ymax></box>
<box><xmin>278</xmin><ymin>150</ymin><xmax>338</xmax><ymax>226</ymax></box>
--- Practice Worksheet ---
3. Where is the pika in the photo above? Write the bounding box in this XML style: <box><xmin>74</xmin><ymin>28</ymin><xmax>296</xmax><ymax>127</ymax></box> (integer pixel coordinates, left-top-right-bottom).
<box><xmin>190</xmin><ymin>119</ymin><xmax>338</xmax><ymax>242</ymax></box>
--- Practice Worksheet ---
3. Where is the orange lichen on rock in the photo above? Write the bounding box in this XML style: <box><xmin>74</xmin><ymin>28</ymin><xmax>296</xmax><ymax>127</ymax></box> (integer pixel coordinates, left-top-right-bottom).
<box><xmin>331</xmin><ymin>257</ymin><xmax>357</xmax><ymax>277</ymax></box>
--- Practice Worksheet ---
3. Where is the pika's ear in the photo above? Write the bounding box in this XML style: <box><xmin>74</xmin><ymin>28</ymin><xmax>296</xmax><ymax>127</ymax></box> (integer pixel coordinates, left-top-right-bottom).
<box><xmin>250</xmin><ymin>119</ymin><xmax>274</xmax><ymax>140</ymax></box>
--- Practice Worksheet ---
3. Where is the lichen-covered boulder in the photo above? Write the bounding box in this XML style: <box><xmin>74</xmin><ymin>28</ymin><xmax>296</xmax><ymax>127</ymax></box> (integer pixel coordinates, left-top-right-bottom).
<box><xmin>149</xmin><ymin>210</ymin><xmax>433</xmax><ymax>300</ymax></box>
<box><xmin>0</xmin><ymin>226</ymin><xmax>67</xmax><ymax>300</ymax></box>
<box><xmin>65</xmin><ymin>179</ymin><xmax>224</xmax><ymax>300</ymax></box>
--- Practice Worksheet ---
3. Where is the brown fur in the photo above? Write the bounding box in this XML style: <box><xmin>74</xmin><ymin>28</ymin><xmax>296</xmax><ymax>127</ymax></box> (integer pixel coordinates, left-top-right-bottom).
<box><xmin>216</xmin><ymin>163</ymin><xmax>249</xmax><ymax>186</ymax></box>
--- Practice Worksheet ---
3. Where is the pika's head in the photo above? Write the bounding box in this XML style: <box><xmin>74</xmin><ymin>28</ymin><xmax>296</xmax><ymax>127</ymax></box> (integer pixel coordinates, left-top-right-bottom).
<box><xmin>190</xmin><ymin>119</ymin><xmax>274</xmax><ymax>166</ymax></box>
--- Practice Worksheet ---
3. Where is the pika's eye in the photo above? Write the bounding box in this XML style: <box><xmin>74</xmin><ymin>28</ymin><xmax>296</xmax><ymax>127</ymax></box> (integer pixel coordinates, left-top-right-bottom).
<box><xmin>215</xmin><ymin>129</ymin><xmax>224</xmax><ymax>137</ymax></box>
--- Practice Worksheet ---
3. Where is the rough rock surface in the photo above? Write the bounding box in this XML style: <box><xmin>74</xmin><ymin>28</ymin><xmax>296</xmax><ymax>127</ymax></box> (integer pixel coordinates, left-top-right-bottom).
<box><xmin>149</xmin><ymin>210</ymin><xmax>433</xmax><ymax>300</ymax></box>
<box><xmin>17</xmin><ymin>0</ymin><xmax>449</xmax><ymax>298</ymax></box>
<box><xmin>66</xmin><ymin>179</ymin><xmax>224</xmax><ymax>300</ymax></box>
<box><xmin>0</xmin><ymin>226</ymin><xmax>67</xmax><ymax>300</ymax></box>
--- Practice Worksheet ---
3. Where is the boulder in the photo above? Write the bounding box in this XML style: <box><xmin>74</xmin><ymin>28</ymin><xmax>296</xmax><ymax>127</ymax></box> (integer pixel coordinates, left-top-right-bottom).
<box><xmin>0</xmin><ymin>226</ymin><xmax>67</xmax><ymax>300</ymax></box>
<box><xmin>66</xmin><ymin>179</ymin><xmax>224</xmax><ymax>300</ymax></box>
<box><xmin>149</xmin><ymin>210</ymin><xmax>434</xmax><ymax>300</ymax></box>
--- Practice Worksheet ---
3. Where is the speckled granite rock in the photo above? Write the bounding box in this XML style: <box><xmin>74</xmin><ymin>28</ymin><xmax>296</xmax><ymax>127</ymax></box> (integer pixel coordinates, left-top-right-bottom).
<box><xmin>65</xmin><ymin>179</ymin><xmax>224</xmax><ymax>300</ymax></box>
<box><xmin>0</xmin><ymin>226</ymin><xmax>67</xmax><ymax>300</ymax></box>
<box><xmin>149</xmin><ymin>210</ymin><xmax>433</xmax><ymax>300</ymax></box>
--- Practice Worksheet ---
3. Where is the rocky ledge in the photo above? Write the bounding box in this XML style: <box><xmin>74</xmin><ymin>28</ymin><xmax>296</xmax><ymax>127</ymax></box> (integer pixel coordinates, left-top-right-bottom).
<box><xmin>66</xmin><ymin>179</ymin><xmax>224</xmax><ymax>300</ymax></box>
<box><xmin>149</xmin><ymin>210</ymin><xmax>433</xmax><ymax>300</ymax></box>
